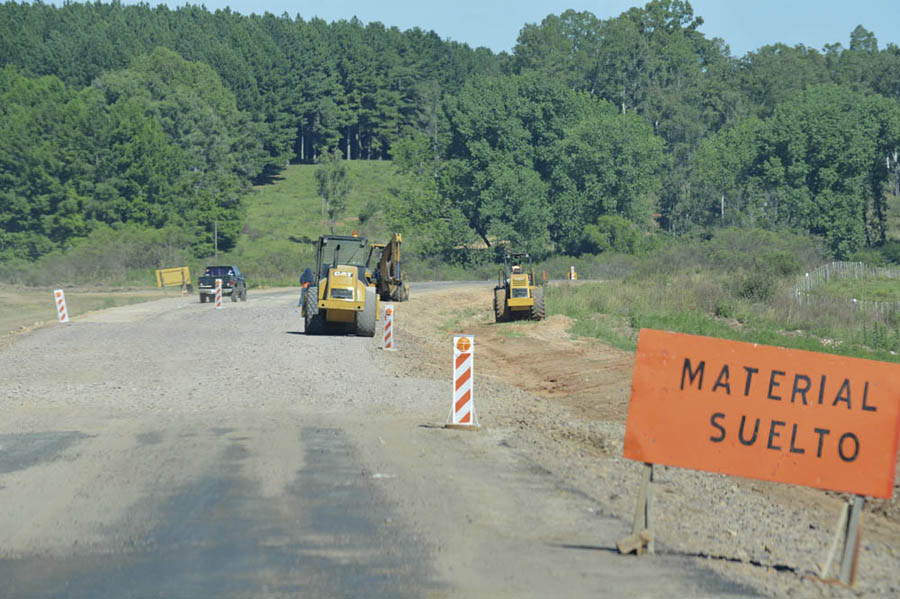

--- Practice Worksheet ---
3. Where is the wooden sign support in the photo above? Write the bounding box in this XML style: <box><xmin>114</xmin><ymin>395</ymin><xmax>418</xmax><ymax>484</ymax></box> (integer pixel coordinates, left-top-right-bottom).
<box><xmin>819</xmin><ymin>495</ymin><xmax>864</xmax><ymax>586</ymax></box>
<box><xmin>618</xmin><ymin>462</ymin><xmax>655</xmax><ymax>556</ymax></box>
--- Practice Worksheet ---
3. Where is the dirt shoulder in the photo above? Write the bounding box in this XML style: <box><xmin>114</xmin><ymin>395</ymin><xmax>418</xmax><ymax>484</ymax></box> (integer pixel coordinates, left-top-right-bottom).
<box><xmin>387</xmin><ymin>283</ymin><xmax>900</xmax><ymax>598</ymax></box>
<box><xmin>0</xmin><ymin>284</ymin><xmax>176</xmax><ymax>342</ymax></box>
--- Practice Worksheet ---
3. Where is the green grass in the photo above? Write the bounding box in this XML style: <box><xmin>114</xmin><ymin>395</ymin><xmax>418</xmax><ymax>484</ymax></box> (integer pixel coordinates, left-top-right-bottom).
<box><xmin>0</xmin><ymin>286</ymin><xmax>170</xmax><ymax>338</ymax></box>
<box><xmin>548</xmin><ymin>278</ymin><xmax>900</xmax><ymax>363</ymax></box>
<box><xmin>819</xmin><ymin>277</ymin><xmax>900</xmax><ymax>302</ymax></box>
<box><xmin>201</xmin><ymin>161</ymin><xmax>399</xmax><ymax>286</ymax></box>
<box><xmin>497</xmin><ymin>325</ymin><xmax>527</xmax><ymax>339</ymax></box>
<box><xmin>543</xmin><ymin>228</ymin><xmax>900</xmax><ymax>362</ymax></box>
<box><xmin>886</xmin><ymin>192</ymin><xmax>900</xmax><ymax>241</ymax></box>
<box><xmin>439</xmin><ymin>307</ymin><xmax>484</xmax><ymax>332</ymax></box>
<box><xmin>223</xmin><ymin>161</ymin><xmax>397</xmax><ymax>285</ymax></box>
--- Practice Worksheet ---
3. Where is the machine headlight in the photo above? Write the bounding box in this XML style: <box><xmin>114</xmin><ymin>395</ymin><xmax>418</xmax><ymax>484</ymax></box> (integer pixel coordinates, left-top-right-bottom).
<box><xmin>331</xmin><ymin>288</ymin><xmax>354</xmax><ymax>299</ymax></box>
<box><xmin>511</xmin><ymin>288</ymin><xmax>529</xmax><ymax>298</ymax></box>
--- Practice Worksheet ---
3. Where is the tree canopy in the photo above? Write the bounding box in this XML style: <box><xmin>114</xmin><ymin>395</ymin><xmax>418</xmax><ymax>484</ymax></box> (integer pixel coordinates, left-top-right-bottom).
<box><xmin>1</xmin><ymin>0</ymin><xmax>899</xmax><ymax>262</ymax></box>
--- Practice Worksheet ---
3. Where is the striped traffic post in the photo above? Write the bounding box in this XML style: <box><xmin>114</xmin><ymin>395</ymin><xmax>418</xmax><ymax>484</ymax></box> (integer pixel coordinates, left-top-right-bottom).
<box><xmin>446</xmin><ymin>335</ymin><xmax>478</xmax><ymax>429</ymax></box>
<box><xmin>382</xmin><ymin>304</ymin><xmax>395</xmax><ymax>350</ymax></box>
<box><xmin>215</xmin><ymin>278</ymin><xmax>223</xmax><ymax>309</ymax></box>
<box><xmin>54</xmin><ymin>289</ymin><xmax>69</xmax><ymax>323</ymax></box>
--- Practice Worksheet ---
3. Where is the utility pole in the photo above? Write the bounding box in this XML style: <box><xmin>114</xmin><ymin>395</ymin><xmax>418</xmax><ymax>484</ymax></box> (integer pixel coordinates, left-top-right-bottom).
<box><xmin>214</xmin><ymin>221</ymin><xmax>218</xmax><ymax>259</ymax></box>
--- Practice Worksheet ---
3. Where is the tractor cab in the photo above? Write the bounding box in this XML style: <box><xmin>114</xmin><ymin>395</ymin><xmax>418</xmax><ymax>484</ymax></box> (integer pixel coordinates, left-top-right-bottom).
<box><xmin>494</xmin><ymin>252</ymin><xmax>545</xmax><ymax>322</ymax></box>
<box><xmin>303</xmin><ymin>234</ymin><xmax>378</xmax><ymax>336</ymax></box>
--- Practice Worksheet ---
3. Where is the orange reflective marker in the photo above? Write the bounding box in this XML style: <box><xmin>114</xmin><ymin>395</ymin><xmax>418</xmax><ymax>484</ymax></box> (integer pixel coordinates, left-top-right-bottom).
<box><xmin>456</xmin><ymin>336</ymin><xmax>471</xmax><ymax>352</ymax></box>
<box><xmin>624</xmin><ymin>329</ymin><xmax>900</xmax><ymax>498</ymax></box>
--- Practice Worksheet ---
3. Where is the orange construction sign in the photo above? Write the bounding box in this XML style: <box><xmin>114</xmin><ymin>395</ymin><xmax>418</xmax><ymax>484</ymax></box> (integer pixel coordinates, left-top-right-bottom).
<box><xmin>624</xmin><ymin>329</ymin><xmax>900</xmax><ymax>498</ymax></box>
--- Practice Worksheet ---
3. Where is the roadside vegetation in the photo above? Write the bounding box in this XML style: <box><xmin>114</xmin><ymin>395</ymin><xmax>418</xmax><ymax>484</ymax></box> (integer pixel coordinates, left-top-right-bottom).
<box><xmin>546</xmin><ymin>229</ymin><xmax>900</xmax><ymax>362</ymax></box>
<box><xmin>0</xmin><ymin>286</ymin><xmax>169</xmax><ymax>338</ymax></box>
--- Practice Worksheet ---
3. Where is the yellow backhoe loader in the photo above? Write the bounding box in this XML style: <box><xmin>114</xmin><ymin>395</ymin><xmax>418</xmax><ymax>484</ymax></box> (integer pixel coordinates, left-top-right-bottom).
<box><xmin>494</xmin><ymin>252</ymin><xmax>545</xmax><ymax>322</ymax></box>
<box><xmin>303</xmin><ymin>234</ymin><xmax>378</xmax><ymax>336</ymax></box>
<box><xmin>366</xmin><ymin>233</ymin><xmax>410</xmax><ymax>301</ymax></box>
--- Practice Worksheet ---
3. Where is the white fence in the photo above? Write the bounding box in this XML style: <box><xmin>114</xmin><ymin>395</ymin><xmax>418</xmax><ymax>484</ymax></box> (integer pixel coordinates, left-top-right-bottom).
<box><xmin>793</xmin><ymin>262</ymin><xmax>900</xmax><ymax>316</ymax></box>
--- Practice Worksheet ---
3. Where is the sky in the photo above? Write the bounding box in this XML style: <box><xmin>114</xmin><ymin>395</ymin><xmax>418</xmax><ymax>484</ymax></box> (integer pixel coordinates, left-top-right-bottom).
<box><xmin>149</xmin><ymin>0</ymin><xmax>900</xmax><ymax>58</ymax></box>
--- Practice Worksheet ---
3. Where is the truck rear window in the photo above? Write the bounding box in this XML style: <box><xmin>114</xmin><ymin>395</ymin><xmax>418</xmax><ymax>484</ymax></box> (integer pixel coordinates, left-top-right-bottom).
<box><xmin>204</xmin><ymin>267</ymin><xmax>234</xmax><ymax>277</ymax></box>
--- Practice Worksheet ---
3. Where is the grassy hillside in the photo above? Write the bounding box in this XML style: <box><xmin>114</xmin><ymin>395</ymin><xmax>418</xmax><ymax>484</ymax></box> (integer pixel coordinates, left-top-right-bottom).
<box><xmin>224</xmin><ymin>161</ymin><xmax>398</xmax><ymax>285</ymax></box>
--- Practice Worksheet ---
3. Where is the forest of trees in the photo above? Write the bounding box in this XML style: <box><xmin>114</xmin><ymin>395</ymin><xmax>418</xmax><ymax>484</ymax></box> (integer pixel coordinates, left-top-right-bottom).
<box><xmin>1</xmin><ymin>0</ymin><xmax>899</xmax><ymax>263</ymax></box>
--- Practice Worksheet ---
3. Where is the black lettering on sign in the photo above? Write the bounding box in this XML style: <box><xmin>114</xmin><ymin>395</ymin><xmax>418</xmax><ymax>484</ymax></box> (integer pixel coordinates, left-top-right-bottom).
<box><xmin>709</xmin><ymin>413</ymin><xmax>726</xmax><ymax>442</ymax></box>
<box><xmin>818</xmin><ymin>375</ymin><xmax>827</xmax><ymax>405</ymax></box>
<box><xmin>712</xmin><ymin>365</ymin><xmax>731</xmax><ymax>394</ymax></box>
<box><xmin>681</xmin><ymin>358</ymin><xmax>705</xmax><ymax>390</ymax></box>
<box><xmin>791</xmin><ymin>374</ymin><xmax>811</xmax><ymax>405</ymax></box>
<box><xmin>768</xmin><ymin>370</ymin><xmax>785</xmax><ymax>401</ymax></box>
<box><xmin>767</xmin><ymin>420</ymin><xmax>785</xmax><ymax>451</ymax></box>
<box><xmin>743</xmin><ymin>366</ymin><xmax>759</xmax><ymax>396</ymax></box>
<box><xmin>838</xmin><ymin>433</ymin><xmax>860</xmax><ymax>462</ymax></box>
<box><xmin>833</xmin><ymin>379</ymin><xmax>852</xmax><ymax>410</ymax></box>
<box><xmin>739</xmin><ymin>416</ymin><xmax>759</xmax><ymax>446</ymax></box>
<box><xmin>789</xmin><ymin>424</ymin><xmax>805</xmax><ymax>454</ymax></box>
<box><xmin>814</xmin><ymin>427</ymin><xmax>831</xmax><ymax>458</ymax></box>
<box><xmin>861</xmin><ymin>382</ymin><xmax>876</xmax><ymax>412</ymax></box>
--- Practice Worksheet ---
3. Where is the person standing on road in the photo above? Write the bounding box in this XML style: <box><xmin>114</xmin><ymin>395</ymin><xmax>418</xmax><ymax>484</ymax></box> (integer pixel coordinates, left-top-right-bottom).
<box><xmin>299</xmin><ymin>267</ymin><xmax>314</xmax><ymax>306</ymax></box>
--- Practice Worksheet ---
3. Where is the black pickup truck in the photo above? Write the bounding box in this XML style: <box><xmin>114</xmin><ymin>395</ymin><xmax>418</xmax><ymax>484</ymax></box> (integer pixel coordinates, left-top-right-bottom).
<box><xmin>198</xmin><ymin>265</ymin><xmax>247</xmax><ymax>303</ymax></box>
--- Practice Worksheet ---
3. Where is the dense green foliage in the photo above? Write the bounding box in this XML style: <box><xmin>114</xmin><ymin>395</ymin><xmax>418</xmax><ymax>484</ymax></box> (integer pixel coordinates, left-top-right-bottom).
<box><xmin>0</xmin><ymin>50</ymin><xmax>263</xmax><ymax>259</ymax></box>
<box><xmin>546</xmin><ymin>228</ymin><xmax>900</xmax><ymax>363</ymax></box>
<box><xmin>1</xmin><ymin>0</ymin><xmax>900</xmax><ymax>268</ymax></box>
<box><xmin>314</xmin><ymin>150</ymin><xmax>351</xmax><ymax>234</ymax></box>
<box><xmin>0</xmin><ymin>1</ymin><xmax>500</xmax><ymax>260</ymax></box>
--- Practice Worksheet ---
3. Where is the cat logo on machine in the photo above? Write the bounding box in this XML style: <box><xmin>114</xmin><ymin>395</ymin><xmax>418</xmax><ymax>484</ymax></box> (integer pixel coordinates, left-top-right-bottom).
<box><xmin>333</xmin><ymin>270</ymin><xmax>354</xmax><ymax>278</ymax></box>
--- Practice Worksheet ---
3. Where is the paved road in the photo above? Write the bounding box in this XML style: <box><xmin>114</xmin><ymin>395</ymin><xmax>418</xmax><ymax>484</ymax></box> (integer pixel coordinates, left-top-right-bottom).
<box><xmin>0</xmin><ymin>288</ymin><xmax>754</xmax><ymax>598</ymax></box>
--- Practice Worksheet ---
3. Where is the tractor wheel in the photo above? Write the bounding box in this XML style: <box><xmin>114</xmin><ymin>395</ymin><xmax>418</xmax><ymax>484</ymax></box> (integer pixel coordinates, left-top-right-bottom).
<box><xmin>531</xmin><ymin>287</ymin><xmax>546</xmax><ymax>321</ymax></box>
<box><xmin>356</xmin><ymin>288</ymin><xmax>377</xmax><ymax>337</ymax></box>
<box><xmin>494</xmin><ymin>287</ymin><xmax>509</xmax><ymax>323</ymax></box>
<box><xmin>304</xmin><ymin>287</ymin><xmax>326</xmax><ymax>334</ymax></box>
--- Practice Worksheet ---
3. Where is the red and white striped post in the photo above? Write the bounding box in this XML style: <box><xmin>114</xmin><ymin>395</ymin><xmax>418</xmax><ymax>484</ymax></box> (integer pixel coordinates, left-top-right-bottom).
<box><xmin>382</xmin><ymin>304</ymin><xmax>395</xmax><ymax>350</ymax></box>
<box><xmin>446</xmin><ymin>335</ymin><xmax>478</xmax><ymax>429</ymax></box>
<box><xmin>53</xmin><ymin>289</ymin><xmax>69</xmax><ymax>323</ymax></box>
<box><xmin>215</xmin><ymin>278</ymin><xmax>223</xmax><ymax>309</ymax></box>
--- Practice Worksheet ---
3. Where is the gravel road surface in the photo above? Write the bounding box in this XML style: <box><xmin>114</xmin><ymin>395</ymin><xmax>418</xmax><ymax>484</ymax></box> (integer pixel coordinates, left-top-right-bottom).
<box><xmin>0</xmin><ymin>287</ymin><xmax>757</xmax><ymax>598</ymax></box>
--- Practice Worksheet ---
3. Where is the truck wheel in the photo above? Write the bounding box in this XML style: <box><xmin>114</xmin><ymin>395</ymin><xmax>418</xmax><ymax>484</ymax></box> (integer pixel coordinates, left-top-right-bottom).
<box><xmin>200</xmin><ymin>294</ymin><xmax>206</xmax><ymax>303</ymax></box>
<box><xmin>304</xmin><ymin>287</ymin><xmax>325</xmax><ymax>334</ymax></box>
<box><xmin>231</xmin><ymin>289</ymin><xmax>238</xmax><ymax>302</ymax></box>
<box><xmin>356</xmin><ymin>288</ymin><xmax>377</xmax><ymax>337</ymax></box>
<box><xmin>531</xmin><ymin>287</ymin><xmax>546</xmax><ymax>321</ymax></box>
<box><xmin>241</xmin><ymin>286</ymin><xmax>247</xmax><ymax>301</ymax></box>
<box><xmin>494</xmin><ymin>287</ymin><xmax>509</xmax><ymax>323</ymax></box>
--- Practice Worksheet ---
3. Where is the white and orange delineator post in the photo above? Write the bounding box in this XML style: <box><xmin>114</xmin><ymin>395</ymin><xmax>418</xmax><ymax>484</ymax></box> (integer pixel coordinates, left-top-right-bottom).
<box><xmin>382</xmin><ymin>304</ymin><xmax>395</xmax><ymax>350</ymax></box>
<box><xmin>446</xmin><ymin>335</ymin><xmax>479</xmax><ymax>429</ymax></box>
<box><xmin>53</xmin><ymin>289</ymin><xmax>69</xmax><ymax>323</ymax></box>
<box><xmin>215</xmin><ymin>278</ymin><xmax>223</xmax><ymax>309</ymax></box>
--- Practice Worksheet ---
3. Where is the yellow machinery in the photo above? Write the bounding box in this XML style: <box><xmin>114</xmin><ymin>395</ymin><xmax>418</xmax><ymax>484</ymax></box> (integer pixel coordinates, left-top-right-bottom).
<box><xmin>154</xmin><ymin>266</ymin><xmax>192</xmax><ymax>293</ymax></box>
<box><xmin>366</xmin><ymin>233</ymin><xmax>410</xmax><ymax>301</ymax></box>
<box><xmin>303</xmin><ymin>234</ymin><xmax>378</xmax><ymax>336</ymax></box>
<box><xmin>494</xmin><ymin>252</ymin><xmax>545</xmax><ymax>322</ymax></box>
